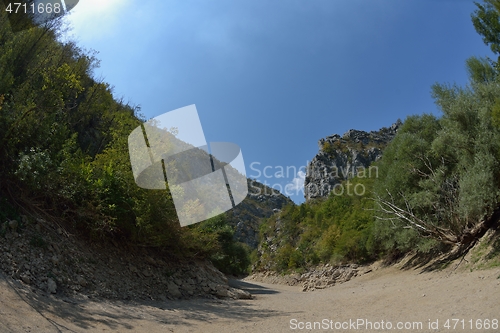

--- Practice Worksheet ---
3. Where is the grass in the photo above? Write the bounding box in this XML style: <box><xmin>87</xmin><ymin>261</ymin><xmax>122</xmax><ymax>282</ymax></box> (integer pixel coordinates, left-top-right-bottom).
<box><xmin>467</xmin><ymin>233</ymin><xmax>500</xmax><ymax>270</ymax></box>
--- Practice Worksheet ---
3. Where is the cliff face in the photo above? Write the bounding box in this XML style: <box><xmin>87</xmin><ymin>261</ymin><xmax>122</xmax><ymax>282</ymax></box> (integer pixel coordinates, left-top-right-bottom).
<box><xmin>226</xmin><ymin>179</ymin><xmax>294</xmax><ymax>249</ymax></box>
<box><xmin>304</xmin><ymin>121</ymin><xmax>402</xmax><ymax>201</ymax></box>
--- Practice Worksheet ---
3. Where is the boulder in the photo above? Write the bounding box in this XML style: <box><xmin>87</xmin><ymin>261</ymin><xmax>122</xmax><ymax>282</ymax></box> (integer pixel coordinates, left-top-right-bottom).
<box><xmin>167</xmin><ymin>281</ymin><xmax>182</xmax><ymax>298</ymax></box>
<box><xmin>228</xmin><ymin>288</ymin><xmax>252</xmax><ymax>299</ymax></box>
<box><xmin>47</xmin><ymin>278</ymin><xmax>57</xmax><ymax>294</ymax></box>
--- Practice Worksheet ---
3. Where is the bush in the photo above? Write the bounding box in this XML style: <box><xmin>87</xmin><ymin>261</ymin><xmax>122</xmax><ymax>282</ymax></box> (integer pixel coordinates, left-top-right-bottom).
<box><xmin>256</xmin><ymin>176</ymin><xmax>378</xmax><ymax>272</ymax></box>
<box><xmin>195</xmin><ymin>214</ymin><xmax>251</xmax><ymax>275</ymax></box>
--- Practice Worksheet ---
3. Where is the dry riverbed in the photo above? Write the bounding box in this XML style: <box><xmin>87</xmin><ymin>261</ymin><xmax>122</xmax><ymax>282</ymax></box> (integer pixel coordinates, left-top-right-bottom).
<box><xmin>1</xmin><ymin>261</ymin><xmax>499</xmax><ymax>333</ymax></box>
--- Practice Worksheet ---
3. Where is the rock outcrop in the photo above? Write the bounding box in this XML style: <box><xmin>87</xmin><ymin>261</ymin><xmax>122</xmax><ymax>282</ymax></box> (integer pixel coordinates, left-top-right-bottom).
<box><xmin>304</xmin><ymin>120</ymin><xmax>402</xmax><ymax>201</ymax></box>
<box><xmin>226</xmin><ymin>179</ymin><xmax>294</xmax><ymax>249</ymax></box>
<box><xmin>248</xmin><ymin>263</ymin><xmax>373</xmax><ymax>292</ymax></box>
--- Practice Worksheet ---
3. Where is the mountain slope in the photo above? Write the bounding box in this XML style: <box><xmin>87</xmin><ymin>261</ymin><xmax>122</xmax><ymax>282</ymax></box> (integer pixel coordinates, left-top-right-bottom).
<box><xmin>304</xmin><ymin>121</ymin><xmax>401</xmax><ymax>201</ymax></box>
<box><xmin>226</xmin><ymin>179</ymin><xmax>294</xmax><ymax>249</ymax></box>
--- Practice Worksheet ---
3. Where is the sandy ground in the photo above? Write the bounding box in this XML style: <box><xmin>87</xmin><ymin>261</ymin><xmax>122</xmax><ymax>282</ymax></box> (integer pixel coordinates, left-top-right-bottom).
<box><xmin>1</xmin><ymin>264</ymin><xmax>499</xmax><ymax>333</ymax></box>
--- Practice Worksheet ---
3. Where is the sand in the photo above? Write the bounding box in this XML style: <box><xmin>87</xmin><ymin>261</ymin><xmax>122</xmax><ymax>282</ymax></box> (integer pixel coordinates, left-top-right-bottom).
<box><xmin>1</xmin><ymin>264</ymin><xmax>499</xmax><ymax>333</ymax></box>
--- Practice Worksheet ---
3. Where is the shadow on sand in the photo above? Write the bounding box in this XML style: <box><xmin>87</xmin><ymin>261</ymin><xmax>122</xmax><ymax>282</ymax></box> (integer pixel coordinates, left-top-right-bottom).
<box><xmin>0</xmin><ymin>272</ymin><xmax>295</xmax><ymax>332</ymax></box>
<box><xmin>228</xmin><ymin>279</ymin><xmax>280</xmax><ymax>295</ymax></box>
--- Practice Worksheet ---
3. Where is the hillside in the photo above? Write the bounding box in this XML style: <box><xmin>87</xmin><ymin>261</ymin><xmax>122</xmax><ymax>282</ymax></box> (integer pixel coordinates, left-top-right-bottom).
<box><xmin>0</xmin><ymin>5</ymin><xmax>292</xmax><ymax>299</ymax></box>
<box><xmin>226</xmin><ymin>179</ymin><xmax>293</xmax><ymax>249</ymax></box>
<box><xmin>0</xmin><ymin>175</ymin><xmax>288</xmax><ymax>300</ymax></box>
<box><xmin>0</xmin><ymin>212</ymin><xmax>255</xmax><ymax>300</ymax></box>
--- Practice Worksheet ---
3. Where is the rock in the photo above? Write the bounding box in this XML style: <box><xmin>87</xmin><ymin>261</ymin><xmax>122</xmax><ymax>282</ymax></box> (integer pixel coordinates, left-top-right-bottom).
<box><xmin>254</xmin><ymin>264</ymin><xmax>365</xmax><ymax>292</ymax></box>
<box><xmin>21</xmin><ymin>275</ymin><xmax>31</xmax><ymax>285</ymax></box>
<box><xmin>8</xmin><ymin>220</ymin><xmax>18</xmax><ymax>231</ymax></box>
<box><xmin>225</xmin><ymin>179</ymin><xmax>294</xmax><ymax>249</ymax></box>
<box><xmin>167</xmin><ymin>281</ymin><xmax>182</xmax><ymax>298</ymax></box>
<box><xmin>182</xmin><ymin>283</ymin><xmax>195</xmax><ymax>293</ymax></box>
<box><xmin>304</xmin><ymin>121</ymin><xmax>401</xmax><ymax>201</ymax></box>
<box><xmin>47</xmin><ymin>278</ymin><xmax>57</xmax><ymax>294</ymax></box>
<box><xmin>215</xmin><ymin>286</ymin><xmax>230</xmax><ymax>298</ymax></box>
<box><xmin>228</xmin><ymin>288</ymin><xmax>252</xmax><ymax>299</ymax></box>
<box><xmin>145</xmin><ymin>256</ymin><xmax>157</xmax><ymax>266</ymax></box>
<box><xmin>0</xmin><ymin>214</ymin><xmax>234</xmax><ymax>301</ymax></box>
<box><xmin>77</xmin><ymin>276</ymin><xmax>87</xmax><ymax>287</ymax></box>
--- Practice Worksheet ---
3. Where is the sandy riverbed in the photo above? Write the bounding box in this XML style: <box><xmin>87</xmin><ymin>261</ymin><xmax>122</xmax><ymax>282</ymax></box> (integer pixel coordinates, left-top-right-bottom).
<box><xmin>1</xmin><ymin>264</ymin><xmax>499</xmax><ymax>333</ymax></box>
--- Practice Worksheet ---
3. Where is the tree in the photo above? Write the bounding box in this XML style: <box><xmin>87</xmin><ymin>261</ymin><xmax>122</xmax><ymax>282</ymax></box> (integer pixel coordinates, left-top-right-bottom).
<box><xmin>471</xmin><ymin>0</ymin><xmax>500</xmax><ymax>128</ymax></box>
<box><xmin>374</xmin><ymin>68</ymin><xmax>500</xmax><ymax>256</ymax></box>
<box><xmin>472</xmin><ymin>0</ymin><xmax>500</xmax><ymax>71</ymax></box>
<box><xmin>0</xmin><ymin>5</ymin><xmax>234</xmax><ymax>262</ymax></box>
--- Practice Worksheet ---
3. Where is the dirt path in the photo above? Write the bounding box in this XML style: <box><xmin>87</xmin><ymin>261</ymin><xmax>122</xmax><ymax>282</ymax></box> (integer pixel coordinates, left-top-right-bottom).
<box><xmin>1</xmin><ymin>265</ymin><xmax>499</xmax><ymax>333</ymax></box>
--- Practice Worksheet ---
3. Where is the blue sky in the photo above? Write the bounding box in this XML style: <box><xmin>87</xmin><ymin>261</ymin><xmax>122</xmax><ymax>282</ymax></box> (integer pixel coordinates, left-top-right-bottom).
<box><xmin>65</xmin><ymin>0</ymin><xmax>493</xmax><ymax>204</ymax></box>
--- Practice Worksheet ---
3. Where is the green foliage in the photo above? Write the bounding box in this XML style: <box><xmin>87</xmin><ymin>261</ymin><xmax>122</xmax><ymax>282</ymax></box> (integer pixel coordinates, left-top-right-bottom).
<box><xmin>373</xmin><ymin>114</ymin><xmax>443</xmax><ymax>251</ymax></box>
<box><xmin>321</xmin><ymin>142</ymin><xmax>335</xmax><ymax>155</ymax></box>
<box><xmin>432</xmin><ymin>80</ymin><xmax>500</xmax><ymax>221</ymax></box>
<box><xmin>0</xmin><ymin>6</ymin><xmax>234</xmax><ymax>263</ymax></box>
<box><xmin>472</xmin><ymin>0</ymin><xmax>500</xmax><ymax>67</ymax></box>
<box><xmin>255</xmin><ymin>2</ymin><xmax>500</xmax><ymax>273</ymax></box>
<box><xmin>321</xmin><ymin>140</ymin><xmax>351</xmax><ymax>156</ymax></box>
<box><xmin>466</xmin><ymin>56</ymin><xmax>497</xmax><ymax>84</ymax></box>
<box><xmin>194</xmin><ymin>214</ymin><xmax>251</xmax><ymax>275</ymax></box>
<box><xmin>257</xmin><ymin>176</ymin><xmax>378</xmax><ymax>272</ymax></box>
<box><xmin>374</xmin><ymin>60</ymin><xmax>500</xmax><ymax>252</ymax></box>
<box><xmin>493</xmin><ymin>97</ymin><xmax>500</xmax><ymax>128</ymax></box>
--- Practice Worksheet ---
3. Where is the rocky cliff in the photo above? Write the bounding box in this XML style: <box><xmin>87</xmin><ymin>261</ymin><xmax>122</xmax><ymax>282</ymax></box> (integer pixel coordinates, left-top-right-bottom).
<box><xmin>226</xmin><ymin>179</ymin><xmax>294</xmax><ymax>249</ymax></box>
<box><xmin>304</xmin><ymin>120</ymin><xmax>402</xmax><ymax>201</ymax></box>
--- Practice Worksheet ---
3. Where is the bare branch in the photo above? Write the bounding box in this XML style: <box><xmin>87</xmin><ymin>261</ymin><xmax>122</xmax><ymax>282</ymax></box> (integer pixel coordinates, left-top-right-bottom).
<box><xmin>373</xmin><ymin>191</ymin><xmax>459</xmax><ymax>245</ymax></box>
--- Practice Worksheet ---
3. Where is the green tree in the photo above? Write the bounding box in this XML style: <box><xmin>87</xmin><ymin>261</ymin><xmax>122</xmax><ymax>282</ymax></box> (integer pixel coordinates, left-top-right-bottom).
<box><xmin>374</xmin><ymin>68</ymin><xmax>500</xmax><ymax>255</ymax></box>
<box><xmin>195</xmin><ymin>214</ymin><xmax>251</xmax><ymax>275</ymax></box>
<box><xmin>472</xmin><ymin>0</ymin><xmax>500</xmax><ymax>71</ymax></box>
<box><xmin>0</xmin><ymin>4</ymin><xmax>235</xmax><ymax>263</ymax></box>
